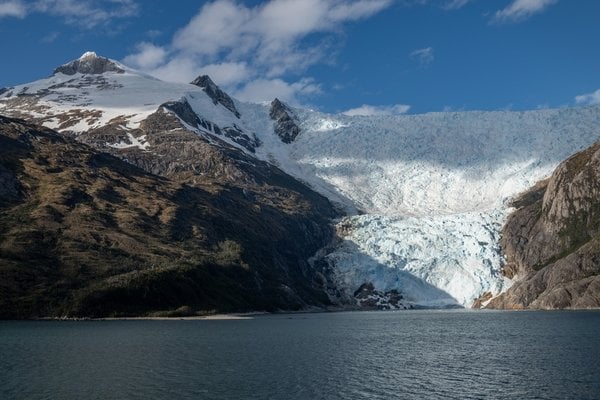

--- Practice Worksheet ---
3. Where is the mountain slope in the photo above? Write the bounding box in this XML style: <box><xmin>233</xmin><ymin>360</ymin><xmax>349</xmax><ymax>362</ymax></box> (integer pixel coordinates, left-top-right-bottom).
<box><xmin>486</xmin><ymin>141</ymin><xmax>600</xmax><ymax>309</ymax></box>
<box><xmin>3</xmin><ymin>52</ymin><xmax>600</xmax><ymax>309</ymax></box>
<box><xmin>0</xmin><ymin>114</ymin><xmax>337</xmax><ymax>318</ymax></box>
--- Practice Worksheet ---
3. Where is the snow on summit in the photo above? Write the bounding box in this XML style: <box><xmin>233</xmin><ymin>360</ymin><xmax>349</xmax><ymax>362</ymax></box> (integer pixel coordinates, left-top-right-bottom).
<box><xmin>80</xmin><ymin>51</ymin><xmax>97</xmax><ymax>59</ymax></box>
<box><xmin>3</xmin><ymin>52</ymin><xmax>600</xmax><ymax>308</ymax></box>
<box><xmin>0</xmin><ymin>52</ymin><xmax>259</xmax><ymax>151</ymax></box>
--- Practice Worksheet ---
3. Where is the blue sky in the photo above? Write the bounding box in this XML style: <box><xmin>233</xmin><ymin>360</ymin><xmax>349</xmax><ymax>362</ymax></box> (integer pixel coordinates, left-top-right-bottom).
<box><xmin>1</xmin><ymin>0</ymin><xmax>599</xmax><ymax>115</ymax></box>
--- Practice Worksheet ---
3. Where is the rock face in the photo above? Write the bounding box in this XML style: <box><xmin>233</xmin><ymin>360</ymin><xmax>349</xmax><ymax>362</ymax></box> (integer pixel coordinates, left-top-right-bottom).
<box><xmin>269</xmin><ymin>98</ymin><xmax>300</xmax><ymax>144</ymax></box>
<box><xmin>190</xmin><ymin>75</ymin><xmax>241</xmax><ymax>118</ymax></box>
<box><xmin>0</xmin><ymin>115</ymin><xmax>338</xmax><ymax>318</ymax></box>
<box><xmin>161</xmin><ymin>99</ymin><xmax>259</xmax><ymax>152</ymax></box>
<box><xmin>53</xmin><ymin>51</ymin><xmax>124</xmax><ymax>75</ymax></box>
<box><xmin>487</xmin><ymin>142</ymin><xmax>600</xmax><ymax>309</ymax></box>
<box><xmin>353</xmin><ymin>282</ymin><xmax>411</xmax><ymax>310</ymax></box>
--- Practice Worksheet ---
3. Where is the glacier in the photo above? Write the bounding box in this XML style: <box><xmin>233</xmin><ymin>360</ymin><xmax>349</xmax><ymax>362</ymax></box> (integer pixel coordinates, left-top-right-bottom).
<box><xmin>3</xmin><ymin>55</ymin><xmax>600</xmax><ymax>307</ymax></box>
<box><xmin>240</xmin><ymin>105</ymin><xmax>600</xmax><ymax>307</ymax></box>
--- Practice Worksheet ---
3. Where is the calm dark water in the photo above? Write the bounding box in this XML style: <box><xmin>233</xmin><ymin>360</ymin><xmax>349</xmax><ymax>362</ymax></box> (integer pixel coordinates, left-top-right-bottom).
<box><xmin>1</xmin><ymin>310</ymin><xmax>599</xmax><ymax>400</ymax></box>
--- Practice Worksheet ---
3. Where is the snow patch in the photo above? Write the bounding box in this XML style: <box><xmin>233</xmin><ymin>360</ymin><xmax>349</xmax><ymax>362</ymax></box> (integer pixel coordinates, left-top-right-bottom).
<box><xmin>108</xmin><ymin>133</ymin><xmax>149</xmax><ymax>150</ymax></box>
<box><xmin>80</xmin><ymin>51</ymin><xmax>98</xmax><ymax>60</ymax></box>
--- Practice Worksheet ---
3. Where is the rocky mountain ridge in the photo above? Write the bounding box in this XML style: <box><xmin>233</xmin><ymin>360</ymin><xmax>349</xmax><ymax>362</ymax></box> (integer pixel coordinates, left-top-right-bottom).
<box><xmin>269</xmin><ymin>98</ymin><xmax>301</xmax><ymax>144</ymax></box>
<box><xmin>191</xmin><ymin>75</ymin><xmax>241</xmax><ymax>119</ymax></box>
<box><xmin>54</xmin><ymin>51</ymin><xmax>125</xmax><ymax>75</ymax></box>
<box><xmin>486</xmin><ymin>141</ymin><xmax>600</xmax><ymax>309</ymax></box>
<box><xmin>2</xmin><ymin>52</ymin><xmax>600</xmax><ymax>313</ymax></box>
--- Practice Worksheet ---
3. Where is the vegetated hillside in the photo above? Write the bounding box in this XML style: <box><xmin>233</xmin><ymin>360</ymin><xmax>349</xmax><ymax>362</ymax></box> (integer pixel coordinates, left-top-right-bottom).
<box><xmin>487</xmin><ymin>141</ymin><xmax>600</xmax><ymax>309</ymax></box>
<box><xmin>0</xmin><ymin>116</ymin><xmax>337</xmax><ymax>318</ymax></box>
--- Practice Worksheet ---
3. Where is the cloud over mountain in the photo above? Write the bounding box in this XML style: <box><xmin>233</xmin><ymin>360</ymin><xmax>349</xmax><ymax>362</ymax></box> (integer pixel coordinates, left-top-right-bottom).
<box><xmin>123</xmin><ymin>0</ymin><xmax>392</xmax><ymax>104</ymax></box>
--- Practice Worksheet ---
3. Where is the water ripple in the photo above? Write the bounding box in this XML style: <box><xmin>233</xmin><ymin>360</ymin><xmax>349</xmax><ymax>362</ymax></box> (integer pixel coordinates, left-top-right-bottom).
<box><xmin>1</xmin><ymin>311</ymin><xmax>599</xmax><ymax>400</ymax></box>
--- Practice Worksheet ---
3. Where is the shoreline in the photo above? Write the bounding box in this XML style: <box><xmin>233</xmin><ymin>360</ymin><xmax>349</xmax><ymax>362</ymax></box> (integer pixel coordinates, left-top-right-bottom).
<box><xmin>96</xmin><ymin>312</ymin><xmax>266</xmax><ymax>321</ymax></box>
<box><xmin>12</xmin><ymin>307</ymin><xmax>600</xmax><ymax>322</ymax></box>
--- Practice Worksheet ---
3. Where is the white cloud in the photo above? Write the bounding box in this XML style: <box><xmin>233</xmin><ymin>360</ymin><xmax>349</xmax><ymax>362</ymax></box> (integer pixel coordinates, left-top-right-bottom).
<box><xmin>123</xmin><ymin>42</ymin><xmax>167</xmax><ymax>70</ymax></box>
<box><xmin>234</xmin><ymin>78</ymin><xmax>321</xmax><ymax>105</ymax></box>
<box><xmin>195</xmin><ymin>62</ymin><xmax>252</xmax><ymax>87</ymax></box>
<box><xmin>410</xmin><ymin>47</ymin><xmax>434</xmax><ymax>66</ymax></box>
<box><xmin>32</xmin><ymin>0</ymin><xmax>139</xmax><ymax>28</ymax></box>
<box><xmin>171</xmin><ymin>0</ymin><xmax>390</xmax><ymax>67</ymax></box>
<box><xmin>0</xmin><ymin>0</ymin><xmax>26</xmax><ymax>18</ymax></box>
<box><xmin>145</xmin><ymin>58</ymin><xmax>200</xmax><ymax>84</ymax></box>
<box><xmin>575</xmin><ymin>89</ymin><xmax>600</xmax><ymax>106</ymax></box>
<box><xmin>123</xmin><ymin>0</ymin><xmax>392</xmax><ymax>105</ymax></box>
<box><xmin>172</xmin><ymin>0</ymin><xmax>252</xmax><ymax>57</ymax></box>
<box><xmin>327</xmin><ymin>0</ymin><xmax>394</xmax><ymax>22</ymax></box>
<box><xmin>342</xmin><ymin>104</ymin><xmax>411</xmax><ymax>116</ymax></box>
<box><xmin>492</xmin><ymin>0</ymin><xmax>557</xmax><ymax>23</ymax></box>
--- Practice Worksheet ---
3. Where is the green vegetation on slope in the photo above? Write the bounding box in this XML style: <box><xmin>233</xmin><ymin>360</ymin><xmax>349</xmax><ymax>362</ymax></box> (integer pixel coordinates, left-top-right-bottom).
<box><xmin>0</xmin><ymin>116</ymin><xmax>337</xmax><ymax>318</ymax></box>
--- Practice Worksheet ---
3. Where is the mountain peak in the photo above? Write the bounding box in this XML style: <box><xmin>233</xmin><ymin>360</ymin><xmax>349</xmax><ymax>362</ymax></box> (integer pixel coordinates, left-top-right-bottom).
<box><xmin>79</xmin><ymin>51</ymin><xmax>98</xmax><ymax>60</ymax></box>
<box><xmin>53</xmin><ymin>51</ymin><xmax>124</xmax><ymax>76</ymax></box>
<box><xmin>270</xmin><ymin>98</ymin><xmax>300</xmax><ymax>144</ymax></box>
<box><xmin>191</xmin><ymin>75</ymin><xmax>217</xmax><ymax>91</ymax></box>
<box><xmin>191</xmin><ymin>75</ymin><xmax>241</xmax><ymax>119</ymax></box>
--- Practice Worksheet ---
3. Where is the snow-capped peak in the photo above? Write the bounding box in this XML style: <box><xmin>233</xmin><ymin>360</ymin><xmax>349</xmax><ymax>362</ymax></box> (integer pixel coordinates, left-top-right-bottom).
<box><xmin>79</xmin><ymin>51</ymin><xmax>98</xmax><ymax>60</ymax></box>
<box><xmin>53</xmin><ymin>51</ymin><xmax>124</xmax><ymax>75</ymax></box>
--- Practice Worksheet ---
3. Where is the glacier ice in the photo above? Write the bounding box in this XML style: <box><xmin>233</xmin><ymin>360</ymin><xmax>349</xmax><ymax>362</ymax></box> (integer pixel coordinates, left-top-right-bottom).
<box><xmin>241</xmin><ymin>104</ymin><xmax>600</xmax><ymax>307</ymax></box>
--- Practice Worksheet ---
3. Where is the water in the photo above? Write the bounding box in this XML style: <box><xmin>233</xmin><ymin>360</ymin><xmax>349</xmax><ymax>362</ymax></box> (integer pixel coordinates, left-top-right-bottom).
<box><xmin>1</xmin><ymin>310</ymin><xmax>599</xmax><ymax>400</ymax></box>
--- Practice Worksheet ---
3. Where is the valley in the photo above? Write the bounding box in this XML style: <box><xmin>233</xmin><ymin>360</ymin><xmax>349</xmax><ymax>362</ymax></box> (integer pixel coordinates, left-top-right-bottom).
<box><xmin>1</xmin><ymin>52</ymin><xmax>600</xmax><ymax>316</ymax></box>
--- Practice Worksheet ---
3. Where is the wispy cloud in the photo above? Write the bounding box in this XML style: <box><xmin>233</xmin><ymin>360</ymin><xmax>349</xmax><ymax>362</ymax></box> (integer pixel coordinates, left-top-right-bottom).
<box><xmin>4</xmin><ymin>0</ymin><xmax>139</xmax><ymax>28</ymax></box>
<box><xmin>124</xmin><ymin>0</ymin><xmax>392</xmax><ymax>105</ymax></box>
<box><xmin>575</xmin><ymin>89</ymin><xmax>600</xmax><ymax>106</ymax></box>
<box><xmin>235</xmin><ymin>78</ymin><xmax>322</xmax><ymax>104</ymax></box>
<box><xmin>342</xmin><ymin>104</ymin><xmax>411</xmax><ymax>116</ymax></box>
<box><xmin>410</xmin><ymin>46</ymin><xmax>434</xmax><ymax>66</ymax></box>
<box><xmin>145</xmin><ymin>29</ymin><xmax>162</xmax><ymax>39</ymax></box>
<box><xmin>0</xmin><ymin>0</ymin><xmax>26</xmax><ymax>18</ymax></box>
<box><xmin>194</xmin><ymin>62</ymin><xmax>252</xmax><ymax>87</ymax></box>
<box><xmin>41</xmin><ymin>31</ymin><xmax>61</xmax><ymax>43</ymax></box>
<box><xmin>442</xmin><ymin>0</ymin><xmax>472</xmax><ymax>11</ymax></box>
<box><xmin>492</xmin><ymin>0</ymin><xmax>557</xmax><ymax>23</ymax></box>
<box><xmin>36</xmin><ymin>0</ymin><xmax>139</xmax><ymax>28</ymax></box>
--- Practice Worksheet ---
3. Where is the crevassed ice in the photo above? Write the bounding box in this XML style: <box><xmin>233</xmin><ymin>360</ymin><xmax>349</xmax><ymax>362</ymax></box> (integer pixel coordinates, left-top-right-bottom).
<box><xmin>242</xmin><ymin>104</ymin><xmax>600</xmax><ymax>307</ymax></box>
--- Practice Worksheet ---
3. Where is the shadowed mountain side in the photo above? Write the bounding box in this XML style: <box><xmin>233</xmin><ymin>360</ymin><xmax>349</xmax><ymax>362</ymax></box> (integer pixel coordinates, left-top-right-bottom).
<box><xmin>0</xmin><ymin>116</ymin><xmax>338</xmax><ymax>318</ymax></box>
<box><xmin>295</xmin><ymin>107</ymin><xmax>600</xmax><ymax>170</ymax></box>
<box><xmin>78</xmin><ymin>106</ymin><xmax>344</xmax><ymax>215</ymax></box>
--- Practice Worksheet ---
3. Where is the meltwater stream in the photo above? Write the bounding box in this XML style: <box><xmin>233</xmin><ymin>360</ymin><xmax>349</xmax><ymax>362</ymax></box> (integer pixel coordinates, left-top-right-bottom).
<box><xmin>1</xmin><ymin>310</ymin><xmax>599</xmax><ymax>400</ymax></box>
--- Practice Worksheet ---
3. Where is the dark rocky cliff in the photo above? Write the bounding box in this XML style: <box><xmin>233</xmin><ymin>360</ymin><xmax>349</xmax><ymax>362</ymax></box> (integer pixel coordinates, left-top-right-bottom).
<box><xmin>270</xmin><ymin>98</ymin><xmax>301</xmax><ymax>144</ymax></box>
<box><xmin>191</xmin><ymin>75</ymin><xmax>241</xmax><ymax>118</ymax></box>
<box><xmin>487</xmin><ymin>142</ymin><xmax>600</xmax><ymax>309</ymax></box>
